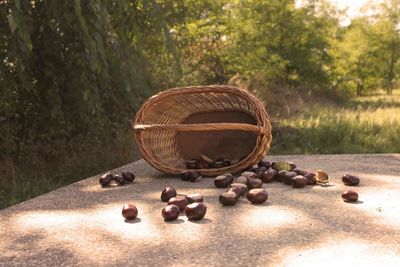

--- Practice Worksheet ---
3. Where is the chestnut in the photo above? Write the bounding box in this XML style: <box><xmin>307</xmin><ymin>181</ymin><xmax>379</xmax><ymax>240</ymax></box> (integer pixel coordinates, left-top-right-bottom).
<box><xmin>229</xmin><ymin>183</ymin><xmax>248</xmax><ymax>196</ymax></box>
<box><xmin>341</xmin><ymin>190</ymin><xmax>358</xmax><ymax>202</ymax></box>
<box><xmin>161</xmin><ymin>187</ymin><xmax>177</xmax><ymax>202</ymax></box>
<box><xmin>168</xmin><ymin>196</ymin><xmax>189</xmax><ymax>211</ymax></box>
<box><xmin>113</xmin><ymin>174</ymin><xmax>125</xmax><ymax>185</ymax></box>
<box><xmin>342</xmin><ymin>174</ymin><xmax>360</xmax><ymax>186</ymax></box>
<box><xmin>246</xmin><ymin>189</ymin><xmax>268</xmax><ymax>204</ymax></box>
<box><xmin>246</xmin><ymin>178</ymin><xmax>263</xmax><ymax>189</ymax></box>
<box><xmin>259</xmin><ymin>169</ymin><xmax>277</xmax><ymax>183</ymax></box>
<box><xmin>276</xmin><ymin>170</ymin><xmax>288</xmax><ymax>182</ymax></box>
<box><xmin>162</xmin><ymin>204</ymin><xmax>180</xmax><ymax>221</ymax></box>
<box><xmin>255</xmin><ymin>166</ymin><xmax>268</xmax><ymax>178</ymax></box>
<box><xmin>122</xmin><ymin>203</ymin><xmax>138</xmax><ymax>220</ymax></box>
<box><xmin>186</xmin><ymin>159</ymin><xmax>198</xmax><ymax>169</ymax></box>
<box><xmin>236</xmin><ymin>176</ymin><xmax>248</xmax><ymax>185</ymax></box>
<box><xmin>214</xmin><ymin>174</ymin><xmax>234</xmax><ymax>188</ymax></box>
<box><xmin>180</xmin><ymin>171</ymin><xmax>191</xmax><ymax>181</ymax></box>
<box><xmin>287</xmin><ymin>161</ymin><xmax>296</xmax><ymax>170</ymax></box>
<box><xmin>181</xmin><ymin>171</ymin><xmax>202</xmax><ymax>182</ymax></box>
<box><xmin>99</xmin><ymin>173</ymin><xmax>113</xmax><ymax>187</ymax></box>
<box><xmin>121</xmin><ymin>171</ymin><xmax>135</xmax><ymax>182</ymax></box>
<box><xmin>219</xmin><ymin>191</ymin><xmax>240</xmax><ymax>206</ymax></box>
<box><xmin>223</xmin><ymin>173</ymin><xmax>234</xmax><ymax>179</ymax></box>
<box><xmin>247</xmin><ymin>165</ymin><xmax>259</xmax><ymax>173</ymax></box>
<box><xmin>241</xmin><ymin>171</ymin><xmax>257</xmax><ymax>178</ymax></box>
<box><xmin>185</xmin><ymin>202</ymin><xmax>207</xmax><ymax>220</ymax></box>
<box><xmin>189</xmin><ymin>174</ymin><xmax>202</xmax><ymax>183</ymax></box>
<box><xmin>292</xmin><ymin>175</ymin><xmax>307</xmax><ymax>188</ymax></box>
<box><xmin>227</xmin><ymin>186</ymin><xmax>242</xmax><ymax>196</ymax></box>
<box><xmin>196</xmin><ymin>160</ymin><xmax>209</xmax><ymax>169</ymax></box>
<box><xmin>186</xmin><ymin>193</ymin><xmax>203</xmax><ymax>203</ymax></box>
<box><xmin>292</xmin><ymin>167</ymin><xmax>307</xmax><ymax>176</ymax></box>
<box><xmin>222</xmin><ymin>159</ymin><xmax>231</xmax><ymax>167</ymax></box>
<box><xmin>258</xmin><ymin>159</ymin><xmax>271</xmax><ymax>168</ymax></box>
<box><xmin>304</xmin><ymin>172</ymin><xmax>317</xmax><ymax>185</ymax></box>
<box><xmin>212</xmin><ymin>161</ymin><xmax>224</xmax><ymax>168</ymax></box>
<box><xmin>282</xmin><ymin>171</ymin><xmax>297</xmax><ymax>185</ymax></box>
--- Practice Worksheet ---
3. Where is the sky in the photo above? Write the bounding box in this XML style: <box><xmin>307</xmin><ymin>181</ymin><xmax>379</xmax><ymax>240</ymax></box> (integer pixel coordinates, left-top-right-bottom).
<box><xmin>296</xmin><ymin>0</ymin><xmax>384</xmax><ymax>25</ymax></box>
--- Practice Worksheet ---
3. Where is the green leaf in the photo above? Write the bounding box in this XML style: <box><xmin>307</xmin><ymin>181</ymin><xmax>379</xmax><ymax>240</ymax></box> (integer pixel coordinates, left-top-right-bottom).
<box><xmin>7</xmin><ymin>15</ymin><xmax>17</xmax><ymax>33</ymax></box>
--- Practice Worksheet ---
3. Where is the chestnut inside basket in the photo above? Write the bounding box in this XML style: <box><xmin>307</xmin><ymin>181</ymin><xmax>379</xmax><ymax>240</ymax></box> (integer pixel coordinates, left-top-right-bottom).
<box><xmin>132</xmin><ymin>85</ymin><xmax>272</xmax><ymax>176</ymax></box>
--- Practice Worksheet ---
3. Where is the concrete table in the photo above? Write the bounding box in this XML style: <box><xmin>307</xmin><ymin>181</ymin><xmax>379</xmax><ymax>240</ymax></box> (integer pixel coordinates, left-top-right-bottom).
<box><xmin>1</xmin><ymin>154</ymin><xmax>400</xmax><ymax>266</ymax></box>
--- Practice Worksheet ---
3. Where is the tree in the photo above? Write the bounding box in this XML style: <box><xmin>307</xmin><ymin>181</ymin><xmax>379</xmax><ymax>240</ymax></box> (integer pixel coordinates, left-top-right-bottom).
<box><xmin>226</xmin><ymin>0</ymin><xmax>339</xmax><ymax>91</ymax></box>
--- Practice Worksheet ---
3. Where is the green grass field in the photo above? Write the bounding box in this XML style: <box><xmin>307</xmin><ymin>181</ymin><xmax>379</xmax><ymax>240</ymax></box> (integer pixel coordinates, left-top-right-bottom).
<box><xmin>1</xmin><ymin>90</ymin><xmax>399</xmax><ymax>209</ymax></box>
<box><xmin>270</xmin><ymin>90</ymin><xmax>400</xmax><ymax>154</ymax></box>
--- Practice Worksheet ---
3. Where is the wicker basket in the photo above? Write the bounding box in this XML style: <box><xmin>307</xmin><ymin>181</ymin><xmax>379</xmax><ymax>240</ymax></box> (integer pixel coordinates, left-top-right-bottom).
<box><xmin>132</xmin><ymin>85</ymin><xmax>272</xmax><ymax>176</ymax></box>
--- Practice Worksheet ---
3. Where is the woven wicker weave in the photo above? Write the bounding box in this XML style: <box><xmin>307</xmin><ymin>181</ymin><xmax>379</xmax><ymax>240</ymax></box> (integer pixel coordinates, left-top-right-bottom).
<box><xmin>132</xmin><ymin>85</ymin><xmax>272</xmax><ymax>176</ymax></box>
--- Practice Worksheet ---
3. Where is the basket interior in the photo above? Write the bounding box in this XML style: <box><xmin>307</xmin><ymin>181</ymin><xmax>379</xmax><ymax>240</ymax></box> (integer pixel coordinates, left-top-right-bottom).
<box><xmin>177</xmin><ymin>111</ymin><xmax>257</xmax><ymax>162</ymax></box>
<box><xmin>138</xmin><ymin>90</ymin><xmax>261</xmax><ymax>169</ymax></box>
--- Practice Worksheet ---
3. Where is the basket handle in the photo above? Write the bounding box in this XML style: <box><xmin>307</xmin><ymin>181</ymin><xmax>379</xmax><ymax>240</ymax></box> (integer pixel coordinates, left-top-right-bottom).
<box><xmin>133</xmin><ymin>123</ymin><xmax>266</xmax><ymax>135</ymax></box>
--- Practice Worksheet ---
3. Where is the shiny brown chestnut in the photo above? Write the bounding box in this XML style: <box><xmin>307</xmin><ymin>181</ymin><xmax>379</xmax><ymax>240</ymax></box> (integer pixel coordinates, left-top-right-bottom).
<box><xmin>246</xmin><ymin>189</ymin><xmax>268</xmax><ymax>204</ymax></box>
<box><xmin>277</xmin><ymin>170</ymin><xmax>288</xmax><ymax>182</ymax></box>
<box><xmin>292</xmin><ymin>175</ymin><xmax>307</xmax><ymax>188</ymax></box>
<box><xmin>122</xmin><ymin>203</ymin><xmax>138</xmax><ymax>220</ymax></box>
<box><xmin>304</xmin><ymin>172</ymin><xmax>317</xmax><ymax>185</ymax></box>
<box><xmin>219</xmin><ymin>191</ymin><xmax>240</xmax><ymax>206</ymax></box>
<box><xmin>341</xmin><ymin>190</ymin><xmax>359</xmax><ymax>202</ymax></box>
<box><xmin>229</xmin><ymin>183</ymin><xmax>248</xmax><ymax>196</ymax></box>
<box><xmin>241</xmin><ymin>171</ymin><xmax>257</xmax><ymax>178</ymax></box>
<box><xmin>168</xmin><ymin>196</ymin><xmax>189</xmax><ymax>211</ymax></box>
<box><xmin>161</xmin><ymin>187</ymin><xmax>177</xmax><ymax>202</ymax></box>
<box><xmin>186</xmin><ymin>193</ymin><xmax>203</xmax><ymax>203</ymax></box>
<box><xmin>282</xmin><ymin>171</ymin><xmax>297</xmax><ymax>185</ymax></box>
<box><xmin>227</xmin><ymin>186</ymin><xmax>242</xmax><ymax>196</ymax></box>
<box><xmin>214</xmin><ymin>174</ymin><xmax>234</xmax><ymax>188</ymax></box>
<box><xmin>99</xmin><ymin>173</ymin><xmax>113</xmax><ymax>187</ymax></box>
<box><xmin>186</xmin><ymin>159</ymin><xmax>198</xmax><ymax>169</ymax></box>
<box><xmin>113</xmin><ymin>174</ymin><xmax>125</xmax><ymax>185</ymax></box>
<box><xmin>247</xmin><ymin>165</ymin><xmax>259</xmax><ymax>173</ymax></box>
<box><xmin>342</xmin><ymin>174</ymin><xmax>360</xmax><ymax>186</ymax></box>
<box><xmin>246</xmin><ymin>178</ymin><xmax>263</xmax><ymax>189</ymax></box>
<box><xmin>196</xmin><ymin>160</ymin><xmax>209</xmax><ymax>169</ymax></box>
<box><xmin>287</xmin><ymin>161</ymin><xmax>296</xmax><ymax>170</ymax></box>
<box><xmin>258</xmin><ymin>159</ymin><xmax>271</xmax><ymax>168</ymax></box>
<box><xmin>292</xmin><ymin>167</ymin><xmax>307</xmax><ymax>176</ymax></box>
<box><xmin>162</xmin><ymin>204</ymin><xmax>180</xmax><ymax>221</ymax></box>
<box><xmin>222</xmin><ymin>160</ymin><xmax>231</xmax><ymax>167</ymax></box>
<box><xmin>212</xmin><ymin>161</ymin><xmax>224</xmax><ymax>168</ymax></box>
<box><xmin>260</xmin><ymin>169</ymin><xmax>277</xmax><ymax>183</ymax></box>
<box><xmin>236</xmin><ymin>176</ymin><xmax>248</xmax><ymax>185</ymax></box>
<box><xmin>121</xmin><ymin>171</ymin><xmax>135</xmax><ymax>182</ymax></box>
<box><xmin>185</xmin><ymin>202</ymin><xmax>207</xmax><ymax>220</ymax></box>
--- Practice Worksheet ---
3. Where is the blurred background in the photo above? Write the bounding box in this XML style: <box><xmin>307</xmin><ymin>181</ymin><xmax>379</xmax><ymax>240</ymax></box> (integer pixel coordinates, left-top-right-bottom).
<box><xmin>1</xmin><ymin>0</ymin><xmax>399</xmax><ymax>208</ymax></box>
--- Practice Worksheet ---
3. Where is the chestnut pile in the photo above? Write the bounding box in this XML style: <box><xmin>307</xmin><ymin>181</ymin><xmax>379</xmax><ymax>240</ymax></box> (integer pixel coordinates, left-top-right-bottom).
<box><xmin>185</xmin><ymin>157</ymin><xmax>233</xmax><ymax>170</ymax></box>
<box><xmin>99</xmin><ymin>171</ymin><xmax>135</xmax><ymax>187</ymax></box>
<box><xmin>215</xmin><ymin>172</ymin><xmax>268</xmax><ymax>206</ymax></box>
<box><xmin>161</xmin><ymin>186</ymin><xmax>207</xmax><ymax>221</ymax></box>
<box><xmin>233</xmin><ymin>159</ymin><xmax>317</xmax><ymax>189</ymax></box>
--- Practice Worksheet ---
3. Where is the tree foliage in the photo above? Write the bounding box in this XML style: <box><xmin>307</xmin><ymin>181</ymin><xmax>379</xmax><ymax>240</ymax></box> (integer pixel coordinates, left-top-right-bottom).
<box><xmin>1</xmin><ymin>0</ymin><xmax>400</xmax><ymax>163</ymax></box>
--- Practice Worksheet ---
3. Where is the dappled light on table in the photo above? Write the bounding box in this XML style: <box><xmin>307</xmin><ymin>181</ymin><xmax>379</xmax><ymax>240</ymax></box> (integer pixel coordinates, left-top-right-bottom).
<box><xmin>278</xmin><ymin>238</ymin><xmax>400</xmax><ymax>267</ymax></box>
<box><xmin>238</xmin><ymin>205</ymin><xmax>310</xmax><ymax>233</ymax></box>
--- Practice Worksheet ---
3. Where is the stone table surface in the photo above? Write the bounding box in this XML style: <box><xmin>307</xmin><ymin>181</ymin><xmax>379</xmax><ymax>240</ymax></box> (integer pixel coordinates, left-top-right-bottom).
<box><xmin>1</xmin><ymin>154</ymin><xmax>400</xmax><ymax>267</ymax></box>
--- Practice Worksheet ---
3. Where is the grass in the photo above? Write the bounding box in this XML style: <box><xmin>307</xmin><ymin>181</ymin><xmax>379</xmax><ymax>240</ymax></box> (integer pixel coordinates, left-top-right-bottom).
<box><xmin>0</xmin><ymin>131</ymin><xmax>139</xmax><ymax>209</ymax></box>
<box><xmin>270</xmin><ymin>89</ymin><xmax>400</xmax><ymax>154</ymax></box>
